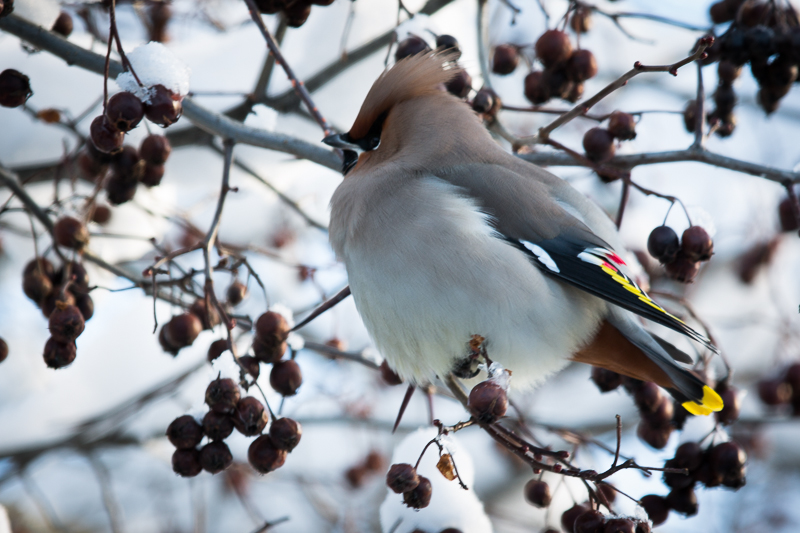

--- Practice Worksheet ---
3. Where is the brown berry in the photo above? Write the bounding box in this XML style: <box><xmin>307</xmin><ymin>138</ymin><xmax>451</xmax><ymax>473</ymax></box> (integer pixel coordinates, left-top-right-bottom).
<box><xmin>718</xmin><ymin>60</ymin><xmax>741</xmax><ymax>83</ymax></box>
<box><xmin>90</xmin><ymin>115</ymin><xmax>124</xmax><ymax>154</ymax></box>
<box><xmin>190</xmin><ymin>298</ymin><xmax>221</xmax><ymax>330</ymax></box>
<box><xmin>639</xmin><ymin>495</ymin><xmax>669</xmax><ymax>526</ymax></box>
<box><xmin>75</xmin><ymin>293</ymin><xmax>94</xmax><ymax>321</ymax></box>
<box><xmin>403</xmin><ymin>475</ymin><xmax>432</xmax><ymax>509</ymax></box>
<box><xmin>202</xmin><ymin>410</ymin><xmax>234</xmax><ymax>441</ymax></box>
<box><xmin>647</xmin><ymin>226</ymin><xmax>680</xmax><ymax>264</ymax></box>
<box><xmin>54</xmin><ymin>216</ymin><xmax>90</xmax><ymax>250</ymax></box>
<box><xmin>283</xmin><ymin>1</ymin><xmax>311</xmax><ymax>28</ymax></box>
<box><xmin>23</xmin><ymin>268</ymin><xmax>53</xmax><ymax>305</ymax></box>
<box><xmin>583</xmin><ymin>128</ymin><xmax>615</xmax><ymax>162</ymax></box>
<box><xmin>106</xmin><ymin>92</ymin><xmax>144</xmax><ymax>132</ymax></box>
<box><xmin>436</xmin><ymin>34</ymin><xmax>460</xmax><ymax>56</ymax></box>
<box><xmin>636</xmin><ymin>419</ymin><xmax>672</xmax><ymax>449</ymax></box>
<box><xmin>253</xmin><ymin>335</ymin><xmax>286</xmax><ymax>364</ymax></box>
<box><xmin>200</xmin><ymin>440</ymin><xmax>233</xmax><ymax>474</ymax></box>
<box><xmin>0</xmin><ymin>69</ymin><xmax>32</xmax><ymax>108</ymax></box>
<box><xmin>642</xmin><ymin>397</ymin><xmax>674</xmax><ymax>427</ymax></box>
<box><xmin>607</xmin><ymin>111</ymin><xmax>636</xmax><ymax>140</ymax></box>
<box><xmin>764</xmin><ymin>375</ymin><xmax>796</xmax><ymax>405</ymax></box>
<box><xmin>233</xmin><ymin>396</ymin><xmax>269</xmax><ymax>436</ymax></box>
<box><xmin>205</xmin><ymin>377</ymin><xmax>240</xmax><ymax>414</ymax></box>
<box><xmin>159</xmin><ymin>327</ymin><xmax>180</xmax><ymax>356</ymax></box>
<box><xmin>364</xmin><ymin>451</ymin><xmax>385</xmax><ymax>472</ymax></box>
<box><xmin>492</xmin><ymin>44</ymin><xmax>519</xmax><ymax>75</ymax></box>
<box><xmin>445</xmin><ymin>69</ymin><xmax>472</xmax><ymax>99</ymax></box>
<box><xmin>255</xmin><ymin>311</ymin><xmax>290</xmax><ymax>344</ymax></box>
<box><xmin>570</xmin><ymin>6</ymin><xmax>592</xmax><ymax>33</ymax></box>
<box><xmin>42</xmin><ymin>290</ymin><xmax>75</xmax><ymax>319</ymax></box>
<box><xmin>662</xmin><ymin>458</ymin><xmax>694</xmax><ymax>490</ymax></box>
<box><xmin>665</xmin><ymin>251</ymin><xmax>700</xmax><ymax>283</ymax></box>
<box><xmin>675</xmin><ymin>442</ymin><xmax>703</xmax><ymax>471</ymax></box>
<box><xmin>566</xmin><ymin>49</ymin><xmax>598</xmax><ymax>82</ymax></box>
<box><xmin>172</xmin><ymin>448</ymin><xmax>202</xmax><ymax>477</ymax></box>
<box><xmin>140</xmin><ymin>163</ymin><xmax>164</xmax><ymax>187</ymax></box>
<box><xmin>715</xmin><ymin>386</ymin><xmax>740</xmax><ymax>425</ymax></box>
<box><xmin>681</xmin><ymin>226</ymin><xmax>714</xmax><ymax>262</ymax></box>
<box><xmin>43</xmin><ymin>337</ymin><xmax>77</xmax><ymax>369</ymax></box>
<box><xmin>164</xmin><ymin>313</ymin><xmax>202</xmax><ymax>348</ymax></box>
<box><xmin>395</xmin><ymin>36</ymin><xmax>430</xmax><ymax>61</ymax></box>
<box><xmin>226</xmin><ymin>281</ymin><xmax>248</xmax><ymax>306</ymax></box>
<box><xmin>270</xmin><ymin>359</ymin><xmax>302</xmax><ymax>396</ymax></box>
<box><xmin>207</xmin><ymin>338</ymin><xmax>228</xmax><ymax>362</ymax></box>
<box><xmin>468</xmin><ymin>380</ymin><xmax>508</xmax><ymax>424</ymax></box>
<box><xmin>591</xmin><ymin>366</ymin><xmax>622</xmax><ymax>392</ymax></box>
<box><xmin>561</xmin><ymin>504</ymin><xmax>590</xmax><ymax>533</ymax></box>
<box><xmin>634</xmin><ymin>382</ymin><xmax>664</xmax><ymax>413</ymax></box>
<box><xmin>144</xmin><ymin>84</ymin><xmax>181</xmax><ymax>127</ymax></box>
<box><xmin>269</xmin><ymin>417</ymin><xmax>302</xmax><ymax>451</ymax></box>
<box><xmin>52</xmin><ymin>11</ymin><xmax>73</xmax><ymax>37</ymax></box>
<box><xmin>167</xmin><ymin>415</ymin><xmax>203</xmax><ymax>449</ymax></box>
<box><xmin>604</xmin><ymin>518</ymin><xmax>636</xmax><ymax>533</ymax></box>
<box><xmin>666</xmin><ymin>486</ymin><xmax>698</xmax><ymax>516</ymax></box>
<box><xmin>535</xmin><ymin>30</ymin><xmax>573</xmax><ymax>68</ymax></box>
<box><xmin>709</xmin><ymin>1</ymin><xmax>736</xmax><ymax>23</ymax></box>
<box><xmin>573</xmin><ymin>509</ymin><xmax>605</xmax><ymax>533</ymax></box>
<box><xmin>524</xmin><ymin>70</ymin><xmax>550</xmax><ymax>105</ymax></box>
<box><xmin>346</xmin><ymin>465</ymin><xmax>368</xmax><ymax>488</ymax></box>
<box><xmin>0</xmin><ymin>337</ymin><xmax>7</xmax><ymax>363</ymax></box>
<box><xmin>472</xmin><ymin>87</ymin><xmax>501</xmax><ymax>117</ymax></box>
<box><xmin>380</xmin><ymin>360</ymin><xmax>403</xmax><ymax>385</ymax></box>
<box><xmin>91</xmin><ymin>204</ymin><xmax>112</xmax><ymax>225</ymax></box>
<box><xmin>140</xmin><ymin>134</ymin><xmax>171</xmax><ymax>165</ymax></box>
<box><xmin>248</xmin><ymin>435</ymin><xmax>287</xmax><ymax>473</ymax></box>
<box><xmin>779</xmin><ymin>197</ymin><xmax>799</xmax><ymax>232</ymax></box>
<box><xmin>386</xmin><ymin>463</ymin><xmax>419</xmax><ymax>493</ymax></box>
<box><xmin>523</xmin><ymin>479</ymin><xmax>551</xmax><ymax>508</ymax></box>
<box><xmin>49</xmin><ymin>303</ymin><xmax>85</xmax><ymax>342</ymax></box>
<box><xmin>105</xmin><ymin>174</ymin><xmax>137</xmax><ymax>205</ymax></box>
<box><xmin>709</xmin><ymin>441</ymin><xmax>746</xmax><ymax>478</ymax></box>
<box><xmin>683</xmin><ymin>100</ymin><xmax>698</xmax><ymax>133</ymax></box>
<box><xmin>238</xmin><ymin>355</ymin><xmax>260</xmax><ymax>380</ymax></box>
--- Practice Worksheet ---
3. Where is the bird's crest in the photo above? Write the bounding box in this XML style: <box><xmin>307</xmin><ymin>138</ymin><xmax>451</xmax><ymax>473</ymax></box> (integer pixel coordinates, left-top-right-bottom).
<box><xmin>348</xmin><ymin>52</ymin><xmax>460</xmax><ymax>140</ymax></box>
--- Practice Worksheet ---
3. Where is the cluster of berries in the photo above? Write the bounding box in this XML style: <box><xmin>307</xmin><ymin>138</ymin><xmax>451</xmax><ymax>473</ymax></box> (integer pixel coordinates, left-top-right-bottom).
<box><xmin>558</xmin><ymin>503</ymin><xmax>651</xmax><ymax>533</ymax></box>
<box><xmin>345</xmin><ymin>450</ymin><xmax>386</xmax><ymax>488</ymax></box>
<box><xmin>758</xmin><ymin>362</ymin><xmax>800</xmax><ymax>414</ymax></box>
<box><xmin>252</xmin><ymin>0</ymin><xmax>335</xmax><ymax>28</ymax></box>
<box><xmin>646</xmin><ymin>225</ymin><xmax>714</xmax><ymax>283</ymax></box>
<box><xmin>386</xmin><ymin>463</ymin><xmax>433</xmax><ymax>510</ymax></box>
<box><xmin>581</xmin><ymin>111</ymin><xmax>637</xmax><ymax>179</ymax></box>
<box><xmin>167</xmin><ymin>381</ymin><xmax>302</xmax><ymax>477</ymax></box>
<box><xmin>394</xmin><ymin>33</ymin><xmax>470</xmax><ymax>100</ymax></box>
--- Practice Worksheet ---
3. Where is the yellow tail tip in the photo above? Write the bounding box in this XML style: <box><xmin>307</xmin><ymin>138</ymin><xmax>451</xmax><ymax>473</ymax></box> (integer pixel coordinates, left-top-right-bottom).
<box><xmin>682</xmin><ymin>386</ymin><xmax>724</xmax><ymax>416</ymax></box>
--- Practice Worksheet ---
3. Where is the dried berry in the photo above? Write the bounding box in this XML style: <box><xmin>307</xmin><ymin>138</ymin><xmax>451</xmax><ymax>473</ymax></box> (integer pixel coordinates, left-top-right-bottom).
<box><xmin>468</xmin><ymin>380</ymin><xmax>508</xmax><ymax>424</ymax></box>
<box><xmin>140</xmin><ymin>163</ymin><xmax>165</xmax><ymax>187</ymax></box>
<box><xmin>718</xmin><ymin>60</ymin><xmax>741</xmax><ymax>83</ymax></box>
<box><xmin>583</xmin><ymin>128</ymin><xmax>615</xmax><ymax>162</ymax></box>
<box><xmin>561</xmin><ymin>504</ymin><xmax>590</xmax><ymax>533</ymax></box>
<box><xmin>253</xmin><ymin>335</ymin><xmax>286</xmax><ymax>364</ymax></box>
<box><xmin>386</xmin><ymin>463</ymin><xmax>419</xmax><ymax>493</ymax></box>
<box><xmin>200</xmin><ymin>440</ymin><xmax>233</xmax><ymax>474</ymax></box>
<box><xmin>90</xmin><ymin>115</ymin><xmax>124</xmax><ymax>154</ymax></box>
<box><xmin>445</xmin><ymin>69</ymin><xmax>472</xmax><ymax>99</ymax></box>
<box><xmin>203</xmin><ymin>410</ymin><xmax>234</xmax><ymax>441</ymax></box>
<box><xmin>403</xmin><ymin>475</ymin><xmax>432</xmax><ymax>509</ymax></box>
<box><xmin>380</xmin><ymin>360</ymin><xmax>403</xmax><ymax>385</ymax></box>
<box><xmin>269</xmin><ymin>417</ymin><xmax>302</xmax><ymax>451</ymax></box>
<box><xmin>524</xmin><ymin>70</ymin><xmax>550</xmax><ymax>105</ymax></box>
<box><xmin>681</xmin><ymin>226</ymin><xmax>714</xmax><ymax>261</ymax></box>
<box><xmin>604</xmin><ymin>518</ymin><xmax>636</xmax><ymax>533</ymax></box>
<box><xmin>543</xmin><ymin>67</ymin><xmax>573</xmax><ymax>100</ymax></box>
<box><xmin>226</xmin><ymin>281</ymin><xmax>248</xmax><ymax>306</ymax></box>
<box><xmin>566</xmin><ymin>49</ymin><xmax>598</xmax><ymax>82</ymax></box>
<box><xmin>233</xmin><ymin>396</ymin><xmax>269</xmax><ymax>436</ymax></box>
<box><xmin>535</xmin><ymin>30</ymin><xmax>572</xmax><ymax>68</ymax></box>
<box><xmin>395</xmin><ymin>36</ymin><xmax>430</xmax><ymax>61</ymax></box>
<box><xmin>255</xmin><ymin>311</ymin><xmax>290</xmax><ymax>345</ymax></box>
<box><xmin>270</xmin><ymin>359</ymin><xmax>303</xmax><ymax>396</ymax></box>
<box><xmin>205</xmin><ymin>377</ymin><xmax>240</xmax><ymax>413</ymax></box>
<box><xmin>190</xmin><ymin>298</ymin><xmax>221</xmax><ymax>330</ymax></box>
<box><xmin>23</xmin><ymin>267</ymin><xmax>53</xmax><ymax>305</ymax></box>
<box><xmin>713</xmin><ymin>84</ymin><xmax>737</xmax><ymax>116</ymax></box>
<box><xmin>573</xmin><ymin>509</ymin><xmax>605</xmax><ymax>533</ymax></box>
<box><xmin>54</xmin><ymin>216</ymin><xmax>90</xmax><ymax>250</ymax></box>
<box><xmin>607</xmin><ymin>111</ymin><xmax>636</xmax><ymax>140</ymax></box>
<box><xmin>238</xmin><ymin>355</ymin><xmax>260</xmax><ymax>380</ymax></box>
<box><xmin>596</xmin><ymin>483</ymin><xmax>616</xmax><ymax>506</ymax></box>
<box><xmin>248</xmin><ymin>435</ymin><xmax>288</xmax><ymax>473</ymax></box>
<box><xmin>665</xmin><ymin>251</ymin><xmax>700</xmax><ymax>283</ymax></box>
<box><xmin>570</xmin><ymin>6</ymin><xmax>592</xmax><ymax>33</ymax></box>
<box><xmin>106</xmin><ymin>92</ymin><xmax>144</xmax><ymax>132</ymax></box>
<box><xmin>49</xmin><ymin>303</ymin><xmax>85</xmax><ymax>342</ymax></box>
<box><xmin>164</xmin><ymin>313</ymin><xmax>202</xmax><ymax>348</ymax></box>
<box><xmin>41</xmin><ymin>290</ymin><xmax>75</xmax><ymax>319</ymax></box>
<box><xmin>0</xmin><ymin>69</ymin><xmax>32</xmax><ymax>108</ymax></box>
<box><xmin>647</xmin><ymin>226</ymin><xmax>680</xmax><ymax>264</ymax></box>
<box><xmin>167</xmin><ymin>415</ymin><xmax>203</xmax><ymax>449</ymax></box>
<box><xmin>172</xmin><ymin>448</ymin><xmax>202</xmax><ymax>477</ymax></box>
<box><xmin>492</xmin><ymin>44</ymin><xmax>519</xmax><ymax>75</ymax></box>
<box><xmin>523</xmin><ymin>479</ymin><xmax>551</xmax><ymax>508</ymax></box>
<box><xmin>91</xmin><ymin>204</ymin><xmax>112</xmax><ymax>225</ymax></box>
<box><xmin>144</xmin><ymin>84</ymin><xmax>181</xmax><ymax>126</ymax></box>
<box><xmin>105</xmin><ymin>174</ymin><xmax>137</xmax><ymax>205</ymax></box>
<box><xmin>52</xmin><ymin>11</ymin><xmax>73</xmax><ymax>37</ymax></box>
<box><xmin>683</xmin><ymin>99</ymin><xmax>698</xmax><ymax>133</ymax></box>
<box><xmin>666</xmin><ymin>486</ymin><xmax>698</xmax><ymax>516</ymax></box>
<box><xmin>364</xmin><ymin>451</ymin><xmax>385</xmax><ymax>472</ymax></box>
<box><xmin>207</xmin><ymin>338</ymin><xmax>228</xmax><ymax>362</ymax></box>
<box><xmin>75</xmin><ymin>293</ymin><xmax>94</xmax><ymax>321</ymax></box>
<box><xmin>784</xmin><ymin>363</ymin><xmax>800</xmax><ymax>391</ymax></box>
<box><xmin>43</xmin><ymin>337</ymin><xmax>77</xmax><ymax>368</ymax></box>
<box><xmin>140</xmin><ymin>134</ymin><xmax>171</xmax><ymax>165</ymax></box>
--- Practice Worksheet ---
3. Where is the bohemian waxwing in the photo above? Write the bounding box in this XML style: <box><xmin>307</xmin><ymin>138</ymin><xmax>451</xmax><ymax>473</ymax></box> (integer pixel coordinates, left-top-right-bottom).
<box><xmin>323</xmin><ymin>52</ymin><xmax>723</xmax><ymax>416</ymax></box>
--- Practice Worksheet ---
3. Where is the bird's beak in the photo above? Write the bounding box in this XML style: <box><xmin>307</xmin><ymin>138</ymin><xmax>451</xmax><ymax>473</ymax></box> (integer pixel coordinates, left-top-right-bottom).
<box><xmin>322</xmin><ymin>133</ymin><xmax>361</xmax><ymax>152</ymax></box>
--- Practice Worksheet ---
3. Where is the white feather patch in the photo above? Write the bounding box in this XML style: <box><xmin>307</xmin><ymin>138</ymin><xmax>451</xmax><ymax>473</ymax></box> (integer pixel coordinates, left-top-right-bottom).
<box><xmin>522</xmin><ymin>241</ymin><xmax>560</xmax><ymax>273</ymax></box>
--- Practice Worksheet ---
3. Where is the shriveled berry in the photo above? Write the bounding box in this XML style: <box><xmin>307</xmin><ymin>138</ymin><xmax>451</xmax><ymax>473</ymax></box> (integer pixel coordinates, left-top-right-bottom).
<box><xmin>207</xmin><ymin>338</ymin><xmax>228</xmax><ymax>362</ymax></box>
<box><xmin>535</xmin><ymin>29</ymin><xmax>572</xmax><ymax>68</ymax></box>
<box><xmin>636</xmin><ymin>419</ymin><xmax>672</xmax><ymax>449</ymax></box>
<box><xmin>436</xmin><ymin>34</ymin><xmax>460</xmax><ymax>56</ymax></box>
<box><xmin>715</xmin><ymin>386</ymin><xmax>741</xmax><ymax>425</ymax></box>
<box><xmin>607</xmin><ymin>111</ymin><xmax>636</xmax><ymax>140</ymax></box>
<box><xmin>570</xmin><ymin>6</ymin><xmax>592</xmax><ymax>33</ymax></box>
<box><xmin>561</xmin><ymin>503</ymin><xmax>590</xmax><ymax>533</ymax></box>
<box><xmin>665</xmin><ymin>251</ymin><xmax>700</xmax><ymax>283</ymax></box>
<box><xmin>666</xmin><ymin>486</ymin><xmax>698</xmax><ymax>516</ymax></box>
<box><xmin>91</xmin><ymin>204</ymin><xmax>112</xmax><ymax>225</ymax></box>
<box><xmin>270</xmin><ymin>359</ymin><xmax>303</xmax><ymax>396</ymax></box>
<box><xmin>49</xmin><ymin>303</ymin><xmax>85</xmax><ymax>342</ymax></box>
<box><xmin>523</xmin><ymin>479</ymin><xmax>551</xmax><ymax>508</ymax></box>
<box><xmin>233</xmin><ymin>396</ymin><xmax>268</xmax><ymax>436</ymax></box>
<box><xmin>226</xmin><ymin>281</ymin><xmax>248</xmax><ymax>306</ymax></box>
<box><xmin>403</xmin><ymin>475</ymin><xmax>432</xmax><ymax>509</ymax></box>
<box><xmin>144</xmin><ymin>84</ymin><xmax>181</xmax><ymax>126</ymax></box>
<box><xmin>269</xmin><ymin>417</ymin><xmax>302</xmax><ymax>451</ymax></box>
<box><xmin>566</xmin><ymin>49</ymin><xmax>598</xmax><ymax>82</ymax></box>
<box><xmin>492</xmin><ymin>44</ymin><xmax>519</xmax><ymax>75</ymax></box>
<box><xmin>0</xmin><ymin>69</ymin><xmax>32</xmax><ymax>108</ymax></box>
<box><xmin>52</xmin><ymin>11</ymin><xmax>73</xmax><ymax>37</ymax></box>
<box><xmin>140</xmin><ymin>134</ymin><xmax>172</xmax><ymax>165</ymax></box>
<box><xmin>386</xmin><ymin>463</ymin><xmax>419</xmax><ymax>493</ymax></box>
<box><xmin>205</xmin><ymin>377</ymin><xmax>240</xmax><ymax>414</ymax></box>
<box><xmin>23</xmin><ymin>268</ymin><xmax>53</xmax><ymax>305</ymax></box>
<box><xmin>190</xmin><ymin>298</ymin><xmax>221</xmax><ymax>330</ymax></box>
<box><xmin>445</xmin><ymin>69</ymin><xmax>472</xmax><ymax>99</ymax></box>
<box><xmin>639</xmin><ymin>495</ymin><xmax>669</xmax><ymax>526</ymax></box>
<box><xmin>238</xmin><ymin>355</ymin><xmax>260</xmax><ymax>380</ymax></box>
<box><xmin>90</xmin><ymin>115</ymin><xmax>124</xmax><ymax>154</ymax></box>
<box><xmin>468</xmin><ymin>380</ymin><xmax>508</xmax><ymax>423</ymax></box>
<box><xmin>105</xmin><ymin>174</ymin><xmax>137</xmax><ymax>205</ymax></box>
<box><xmin>253</xmin><ymin>335</ymin><xmax>286</xmax><ymax>364</ymax></box>
<box><xmin>681</xmin><ymin>226</ymin><xmax>714</xmax><ymax>261</ymax></box>
<box><xmin>24</xmin><ymin>257</ymin><xmax>54</xmax><ymax>280</ymax></box>
<box><xmin>583</xmin><ymin>128</ymin><xmax>615</xmax><ymax>162</ymax></box>
<box><xmin>380</xmin><ymin>360</ymin><xmax>403</xmax><ymax>385</ymax></box>
<box><xmin>573</xmin><ymin>509</ymin><xmax>605</xmax><ymax>533</ymax></box>
<box><xmin>524</xmin><ymin>70</ymin><xmax>550</xmax><ymax>104</ymax></box>
<box><xmin>106</xmin><ymin>92</ymin><xmax>144</xmax><ymax>132</ymax></box>
<box><xmin>472</xmin><ymin>87</ymin><xmax>501</xmax><ymax>117</ymax></box>
<box><xmin>395</xmin><ymin>36</ymin><xmax>430</xmax><ymax>61</ymax></box>
<box><xmin>172</xmin><ymin>448</ymin><xmax>202</xmax><ymax>477</ymax></box>
<box><xmin>647</xmin><ymin>226</ymin><xmax>680</xmax><ymax>264</ymax></box>
<box><xmin>164</xmin><ymin>313</ymin><xmax>202</xmax><ymax>348</ymax></box>
<box><xmin>54</xmin><ymin>216</ymin><xmax>90</xmax><ymax>250</ymax></box>
<box><xmin>43</xmin><ymin>337</ymin><xmax>77</xmax><ymax>369</ymax></box>
<box><xmin>591</xmin><ymin>366</ymin><xmax>622</xmax><ymax>392</ymax></box>
<box><xmin>604</xmin><ymin>518</ymin><xmax>636</xmax><ymax>533</ymax></box>
<box><xmin>202</xmin><ymin>410</ymin><xmax>234</xmax><ymax>441</ymax></box>
<box><xmin>167</xmin><ymin>415</ymin><xmax>203</xmax><ymax>449</ymax></box>
<box><xmin>248</xmin><ymin>435</ymin><xmax>287</xmax><ymax>473</ymax></box>
<box><xmin>200</xmin><ymin>440</ymin><xmax>233</xmax><ymax>474</ymax></box>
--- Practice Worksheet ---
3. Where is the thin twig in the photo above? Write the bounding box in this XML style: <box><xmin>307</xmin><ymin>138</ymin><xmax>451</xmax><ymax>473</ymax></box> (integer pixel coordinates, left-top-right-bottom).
<box><xmin>88</xmin><ymin>453</ymin><xmax>125</xmax><ymax>533</ymax></box>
